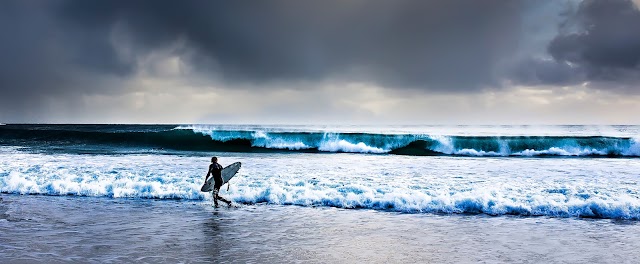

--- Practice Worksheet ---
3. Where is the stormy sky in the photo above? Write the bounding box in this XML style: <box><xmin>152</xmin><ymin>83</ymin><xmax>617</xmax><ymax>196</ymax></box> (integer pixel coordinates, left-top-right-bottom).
<box><xmin>1</xmin><ymin>0</ymin><xmax>639</xmax><ymax>124</ymax></box>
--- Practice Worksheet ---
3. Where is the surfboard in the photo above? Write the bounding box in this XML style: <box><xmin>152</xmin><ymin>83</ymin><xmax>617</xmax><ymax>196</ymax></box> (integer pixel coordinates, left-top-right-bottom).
<box><xmin>200</xmin><ymin>162</ymin><xmax>241</xmax><ymax>192</ymax></box>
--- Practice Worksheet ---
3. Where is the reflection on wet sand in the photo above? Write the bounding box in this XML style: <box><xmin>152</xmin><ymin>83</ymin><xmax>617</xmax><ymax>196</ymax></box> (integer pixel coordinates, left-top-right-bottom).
<box><xmin>3</xmin><ymin>194</ymin><xmax>640</xmax><ymax>263</ymax></box>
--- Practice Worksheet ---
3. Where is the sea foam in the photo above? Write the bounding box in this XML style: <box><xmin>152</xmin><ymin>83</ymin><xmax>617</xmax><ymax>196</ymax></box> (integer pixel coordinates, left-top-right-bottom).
<box><xmin>2</xmin><ymin>150</ymin><xmax>640</xmax><ymax>219</ymax></box>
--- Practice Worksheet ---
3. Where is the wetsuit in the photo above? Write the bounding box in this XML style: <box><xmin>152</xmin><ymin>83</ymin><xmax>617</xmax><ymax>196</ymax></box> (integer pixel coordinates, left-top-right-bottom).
<box><xmin>209</xmin><ymin>162</ymin><xmax>223</xmax><ymax>189</ymax></box>
<box><xmin>208</xmin><ymin>162</ymin><xmax>231</xmax><ymax>206</ymax></box>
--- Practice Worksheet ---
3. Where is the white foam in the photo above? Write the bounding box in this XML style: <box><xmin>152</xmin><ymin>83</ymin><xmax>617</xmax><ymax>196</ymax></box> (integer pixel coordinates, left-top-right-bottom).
<box><xmin>252</xmin><ymin>130</ymin><xmax>268</xmax><ymax>139</ymax></box>
<box><xmin>428</xmin><ymin>135</ymin><xmax>455</xmax><ymax>154</ymax></box>
<box><xmin>624</xmin><ymin>138</ymin><xmax>640</xmax><ymax>156</ymax></box>
<box><xmin>226</xmin><ymin>182</ymin><xmax>640</xmax><ymax>219</ymax></box>
<box><xmin>4</xmin><ymin>148</ymin><xmax>639</xmax><ymax>219</ymax></box>
<box><xmin>250</xmin><ymin>131</ymin><xmax>312</xmax><ymax>150</ymax></box>
<box><xmin>0</xmin><ymin>153</ymin><xmax>205</xmax><ymax>200</ymax></box>
<box><xmin>318</xmin><ymin>140</ymin><xmax>386</xmax><ymax>153</ymax></box>
<box><xmin>264</xmin><ymin>140</ymin><xmax>310</xmax><ymax>150</ymax></box>
<box><xmin>454</xmin><ymin>149</ymin><xmax>502</xmax><ymax>156</ymax></box>
<box><xmin>516</xmin><ymin>147</ymin><xmax>607</xmax><ymax>156</ymax></box>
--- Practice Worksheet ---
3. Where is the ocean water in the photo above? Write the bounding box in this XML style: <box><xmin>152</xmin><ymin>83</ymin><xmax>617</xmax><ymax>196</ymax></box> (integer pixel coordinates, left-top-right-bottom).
<box><xmin>1</xmin><ymin>124</ymin><xmax>640</xmax><ymax>263</ymax></box>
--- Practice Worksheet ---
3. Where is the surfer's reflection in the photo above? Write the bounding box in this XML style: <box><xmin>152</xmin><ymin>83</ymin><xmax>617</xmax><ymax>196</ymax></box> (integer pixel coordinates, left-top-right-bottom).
<box><xmin>200</xmin><ymin>211</ymin><xmax>230</xmax><ymax>262</ymax></box>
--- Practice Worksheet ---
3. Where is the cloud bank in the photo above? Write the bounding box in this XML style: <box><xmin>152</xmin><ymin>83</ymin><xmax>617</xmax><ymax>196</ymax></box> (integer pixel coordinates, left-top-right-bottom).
<box><xmin>1</xmin><ymin>0</ymin><xmax>639</xmax><ymax>123</ymax></box>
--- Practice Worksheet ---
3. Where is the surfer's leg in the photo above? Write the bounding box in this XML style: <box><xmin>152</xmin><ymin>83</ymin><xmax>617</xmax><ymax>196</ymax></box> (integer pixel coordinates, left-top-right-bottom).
<box><xmin>212</xmin><ymin>188</ymin><xmax>219</xmax><ymax>206</ymax></box>
<box><xmin>213</xmin><ymin>184</ymin><xmax>231</xmax><ymax>206</ymax></box>
<box><xmin>217</xmin><ymin>196</ymin><xmax>232</xmax><ymax>206</ymax></box>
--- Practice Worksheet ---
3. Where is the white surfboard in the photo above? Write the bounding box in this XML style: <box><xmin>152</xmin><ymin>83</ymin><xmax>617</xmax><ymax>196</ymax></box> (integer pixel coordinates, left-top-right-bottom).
<box><xmin>200</xmin><ymin>162</ymin><xmax>241</xmax><ymax>192</ymax></box>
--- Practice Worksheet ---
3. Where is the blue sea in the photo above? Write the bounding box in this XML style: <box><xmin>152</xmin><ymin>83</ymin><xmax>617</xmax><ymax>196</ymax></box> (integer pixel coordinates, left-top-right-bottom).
<box><xmin>1</xmin><ymin>124</ymin><xmax>640</xmax><ymax>263</ymax></box>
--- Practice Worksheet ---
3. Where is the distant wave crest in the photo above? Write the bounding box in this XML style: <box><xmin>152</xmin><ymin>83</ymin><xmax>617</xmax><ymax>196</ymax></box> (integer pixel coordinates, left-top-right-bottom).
<box><xmin>0</xmin><ymin>124</ymin><xmax>638</xmax><ymax>157</ymax></box>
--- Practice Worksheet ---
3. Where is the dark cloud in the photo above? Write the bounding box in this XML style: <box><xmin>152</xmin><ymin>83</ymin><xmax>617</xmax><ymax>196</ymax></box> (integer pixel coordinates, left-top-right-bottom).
<box><xmin>0</xmin><ymin>1</ymin><xmax>131</xmax><ymax>121</ymax></box>
<box><xmin>509</xmin><ymin>58</ymin><xmax>584</xmax><ymax>86</ymax></box>
<box><xmin>519</xmin><ymin>0</ymin><xmax>640</xmax><ymax>90</ymax></box>
<box><xmin>2</xmin><ymin>0</ymin><xmax>640</xmax><ymax>122</ymax></box>
<box><xmin>0</xmin><ymin>0</ymin><xmax>538</xmax><ymax>122</ymax></box>
<box><xmin>50</xmin><ymin>0</ymin><xmax>530</xmax><ymax>91</ymax></box>
<box><xmin>549</xmin><ymin>0</ymin><xmax>640</xmax><ymax>70</ymax></box>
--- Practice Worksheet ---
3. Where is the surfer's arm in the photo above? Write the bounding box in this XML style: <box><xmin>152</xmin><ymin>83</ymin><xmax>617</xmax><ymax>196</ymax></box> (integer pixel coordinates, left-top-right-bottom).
<box><xmin>205</xmin><ymin>164</ymin><xmax>212</xmax><ymax>181</ymax></box>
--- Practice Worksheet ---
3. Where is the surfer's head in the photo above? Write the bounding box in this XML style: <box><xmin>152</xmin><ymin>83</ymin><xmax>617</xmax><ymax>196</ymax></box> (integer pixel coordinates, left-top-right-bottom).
<box><xmin>211</xmin><ymin>157</ymin><xmax>218</xmax><ymax>163</ymax></box>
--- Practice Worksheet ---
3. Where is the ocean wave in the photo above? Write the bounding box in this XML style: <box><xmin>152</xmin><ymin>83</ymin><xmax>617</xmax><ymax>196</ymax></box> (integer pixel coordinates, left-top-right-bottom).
<box><xmin>230</xmin><ymin>185</ymin><xmax>640</xmax><ymax>219</ymax></box>
<box><xmin>2</xmin><ymin>149</ymin><xmax>640</xmax><ymax>220</ymax></box>
<box><xmin>3</xmin><ymin>170</ymin><xmax>640</xmax><ymax>220</ymax></box>
<box><xmin>0</xmin><ymin>169</ymin><xmax>204</xmax><ymax>200</ymax></box>
<box><xmin>0</xmin><ymin>124</ymin><xmax>638</xmax><ymax>157</ymax></box>
<box><xmin>180</xmin><ymin>126</ymin><xmax>640</xmax><ymax>157</ymax></box>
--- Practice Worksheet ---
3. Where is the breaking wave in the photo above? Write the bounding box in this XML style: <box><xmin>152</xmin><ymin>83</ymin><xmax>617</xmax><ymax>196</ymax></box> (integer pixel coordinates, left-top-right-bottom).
<box><xmin>3</xmin><ymin>168</ymin><xmax>640</xmax><ymax>220</ymax></box>
<box><xmin>0</xmin><ymin>124</ymin><xmax>638</xmax><ymax>157</ymax></box>
<box><xmin>2</xmin><ymin>144</ymin><xmax>640</xmax><ymax>220</ymax></box>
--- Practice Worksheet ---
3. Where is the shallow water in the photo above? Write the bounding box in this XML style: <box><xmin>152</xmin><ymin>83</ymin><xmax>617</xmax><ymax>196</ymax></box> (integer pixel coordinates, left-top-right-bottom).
<box><xmin>2</xmin><ymin>194</ymin><xmax>640</xmax><ymax>263</ymax></box>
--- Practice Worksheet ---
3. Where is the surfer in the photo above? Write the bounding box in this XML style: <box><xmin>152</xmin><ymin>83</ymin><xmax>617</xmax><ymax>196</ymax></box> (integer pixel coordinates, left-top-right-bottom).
<box><xmin>205</xmin><ymin>157</ymin><xmax>232</xmax><ymax>207</ymax></box>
